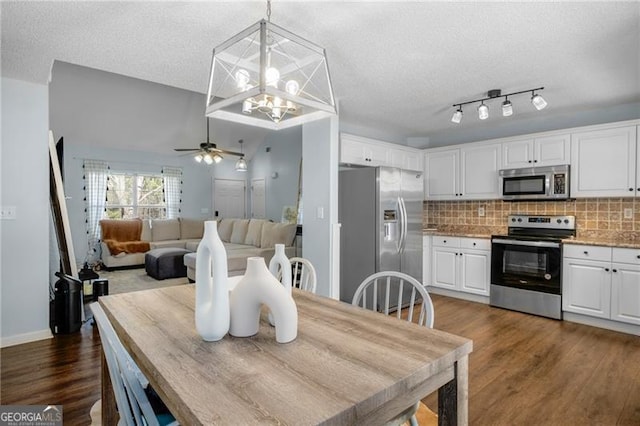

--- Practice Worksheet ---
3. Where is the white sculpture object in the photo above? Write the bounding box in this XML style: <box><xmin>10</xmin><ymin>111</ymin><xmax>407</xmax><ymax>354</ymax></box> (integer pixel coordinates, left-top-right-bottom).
<box><xmin>230</xmin><ymin>257</ymin><xmax>298</xmax><ymax>343</ymax></box>
<box><xmin>268</xmin><ymin>243</ymin><xmax>292</xmax><ymax>326</ymax></box>
<box><xmin>195</xmin><ymin>221</ymin><xmax>230</xmax><ymax>342</ymax></box>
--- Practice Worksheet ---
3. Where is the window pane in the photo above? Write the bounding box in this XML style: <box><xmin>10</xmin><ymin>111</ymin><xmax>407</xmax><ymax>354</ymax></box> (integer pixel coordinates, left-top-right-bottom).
<box><xmin>138</xmin><ymin>207</ymin><xmax>166</xmax><ymax>219</ymax></box>
<box><xmin>138</xmin><ymin>175</ymin><xmax>164</xmax><ymax>206</ymax></box>
<box><xmin>107</xmin><ymin>174</ymin><xmax>134</xmax><ymax>205</ymax></box>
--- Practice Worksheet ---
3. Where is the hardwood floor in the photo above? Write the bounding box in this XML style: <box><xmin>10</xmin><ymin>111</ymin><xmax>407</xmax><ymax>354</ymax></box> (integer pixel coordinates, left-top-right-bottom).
<box><xmin>1</xmin><ymin>295</ymin><xmax>639</xmax><ymax>425</ymax></box>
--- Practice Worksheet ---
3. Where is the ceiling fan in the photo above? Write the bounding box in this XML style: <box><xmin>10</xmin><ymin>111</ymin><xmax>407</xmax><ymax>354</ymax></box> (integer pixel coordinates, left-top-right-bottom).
<box><xmin>174</xmin><ymin>119</ymin><xmax>243</xmax><ymax>164</ymax></box>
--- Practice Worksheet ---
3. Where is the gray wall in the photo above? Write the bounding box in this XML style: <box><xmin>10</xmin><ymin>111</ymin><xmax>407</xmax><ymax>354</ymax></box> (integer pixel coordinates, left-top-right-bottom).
<box><xmin>248</xmin><ymin>127</ymin><xmax>302</xmax><ymax>221</ymax></box>
<box><xmin>1</xmin><ymin>77</ymin><xmax>51</xmax><ymax>346</ymax></box>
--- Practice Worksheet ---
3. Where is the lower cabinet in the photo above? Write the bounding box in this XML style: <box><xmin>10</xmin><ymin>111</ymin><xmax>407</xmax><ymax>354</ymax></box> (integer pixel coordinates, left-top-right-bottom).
<box><xmin>563</xmin><ymin>245</ymin><xmax>640</xmax><ymax>326</ymax></box>
<box><xmin>431</xmin><ymin>236</ymin><xmax>490</xmax><ymax>296</ymax></box>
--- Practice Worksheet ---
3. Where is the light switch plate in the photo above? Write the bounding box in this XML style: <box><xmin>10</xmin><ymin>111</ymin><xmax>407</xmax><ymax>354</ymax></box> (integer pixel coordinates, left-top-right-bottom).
<box><xmin>316</xmin><ymin>206</ymin><xmax>324</xmax><ymax>219</ymax></box>
<box><xmin>624</xmin><ymin>208</ymin><xmax>633</xmax><ymax>219</ymax></box>
<box><xmin>0</xmin><ymin>206</ymin><xmax>16</xmax><ymax>220</ymax></box>
<box><xmin>478</xmin><ymin>206</ymin><xmax>485</xmax><ymax>217</ymax></box>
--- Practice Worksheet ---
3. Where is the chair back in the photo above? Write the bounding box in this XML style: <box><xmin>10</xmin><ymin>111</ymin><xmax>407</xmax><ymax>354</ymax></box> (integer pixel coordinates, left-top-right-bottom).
<box><xmin>290</xmin><ymin>257</ymin><xmax>317</xmax><ymax>293</ymax></box>
<box><xmin>91</xmin><ymin>303</ymin><xmax>173</xmax><ymax>426</ymax></box>
<box><xmin>351</xmin><ymin>271</ymin><xmax>434</xmax><ymax>328</ymax></box>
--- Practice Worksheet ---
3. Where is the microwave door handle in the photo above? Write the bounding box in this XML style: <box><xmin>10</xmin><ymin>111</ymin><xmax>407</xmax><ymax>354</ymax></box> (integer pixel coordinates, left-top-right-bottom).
<box><xmin>492</xmin><ymin>238</ymin><xmax>560</xmax><ymax>249</ymax></box>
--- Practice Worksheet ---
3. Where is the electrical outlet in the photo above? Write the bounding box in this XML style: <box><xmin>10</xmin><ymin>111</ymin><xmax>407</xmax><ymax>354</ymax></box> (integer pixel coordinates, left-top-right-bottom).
<box><xmin>478</xmin><ymin>206</ymin><xmax>485</xmax><ymax>217</ymax></box>
<box><xmin>624</xmin><ymin>208</ymin><xmax>633</xmax><ymax>219</ymax></box>
<box><xmin>0</xmin><ymin>206</ymin><xmax>16</xmax><ymax>220</ymax></box>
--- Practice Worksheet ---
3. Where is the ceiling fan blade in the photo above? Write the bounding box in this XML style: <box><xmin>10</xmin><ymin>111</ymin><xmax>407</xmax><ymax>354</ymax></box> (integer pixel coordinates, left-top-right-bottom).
<box><xmin>217</xmin><ymin>149</ymin><xmax>244</xmax><ymax>157</ymax></box>
<box><xmin>174</xmin><ymin>148</ymin><xmax>200</xmax><ymax>152</ymax></box>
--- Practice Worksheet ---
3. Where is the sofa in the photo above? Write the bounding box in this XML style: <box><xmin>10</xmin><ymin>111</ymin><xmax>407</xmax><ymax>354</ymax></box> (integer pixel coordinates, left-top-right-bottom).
<box><xmin>99</xmin><ymin>218</ymin><xmax>297</xmax><ymax>278</ymax></box>
<box><xmin>183</xmin><ymin>218</ymin><xmax>297</xmax><ymax>279</ymax></box>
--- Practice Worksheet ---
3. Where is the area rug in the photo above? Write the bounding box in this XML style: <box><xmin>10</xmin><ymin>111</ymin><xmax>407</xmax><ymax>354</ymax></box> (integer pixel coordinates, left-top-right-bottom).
<box><xmin>95</xmin><ymin>267</ymin><xmax>189</xmax><ymax>295</ymax></box>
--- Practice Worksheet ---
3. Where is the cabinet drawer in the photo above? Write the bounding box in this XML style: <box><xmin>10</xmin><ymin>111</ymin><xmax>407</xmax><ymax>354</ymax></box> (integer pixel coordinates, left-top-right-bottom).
<box><xmin>612</xmin><ymin>248</ymin><xmax>640</xmax><ymax>264</ymax></box>
<box><xmin>432</xmin><ymin>236</ymin><xmax>460</xmax><ymax>248</ymax></box>
<box><xmin>563</xmin><ymin>244</ymin><xmax>611</xmax><ymax>262</ymax></box>
<box><xmin>460</xmin><ymin>238</ymin><xmax>490</xmax><ymax>251</ymax></box>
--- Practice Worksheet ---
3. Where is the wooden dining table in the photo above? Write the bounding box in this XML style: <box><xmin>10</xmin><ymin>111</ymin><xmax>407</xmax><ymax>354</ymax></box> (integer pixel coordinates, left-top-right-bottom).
<box><xmin>99</xmin><ymin>285</ymin><xmax>472</xmax><ymax>425</ymax></box>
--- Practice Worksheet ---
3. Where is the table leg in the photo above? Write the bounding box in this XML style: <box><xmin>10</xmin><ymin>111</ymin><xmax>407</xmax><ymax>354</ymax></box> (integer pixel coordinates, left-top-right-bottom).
<box><xmin>438</xmin><ymin>355</ymin><xmax>469</xmax><ymax>426</ymax></box>
<box><xmin>101</xmin><ymin>350</ymin><xmax>117</xmax><ymax>426</ymax></box>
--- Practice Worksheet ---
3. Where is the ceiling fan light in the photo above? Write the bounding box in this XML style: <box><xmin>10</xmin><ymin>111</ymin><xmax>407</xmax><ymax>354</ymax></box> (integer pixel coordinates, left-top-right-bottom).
<box><xmin>451</xmin><ymin>108</ymin><xmax>463</xmax><ymax>124</ymax></box>
<box><xmin>203</xmin><ymin>154</ymin><xmax>213</xmax><ymax>165</ymax></box>
<box><xmin>531</xmin><ymin>93</ymin><xmax>548</xmax><ymax>110</ymax></box>
<box><xmin>502</xmin><ymin>99</ymin><xmax>513</xmax><ymax>117</ymax></box>
<box><xmin>235</xmin><ymin>157</ymin><xmax>248</xmax><ymax>172</ymax></box>
<box><xmin>478</xmin><ymin>103</ymin><xmax>489</xmax><ymax>120</ymax></box>
<box><xmin>212</xmin><ymin>153</ymin><xmax>223</xmax><ymax>163</ymax></box>
<box><xmin>194</xmin><ymin>154</ymin><xmax>203</xmax><ymax>163</ymax></box>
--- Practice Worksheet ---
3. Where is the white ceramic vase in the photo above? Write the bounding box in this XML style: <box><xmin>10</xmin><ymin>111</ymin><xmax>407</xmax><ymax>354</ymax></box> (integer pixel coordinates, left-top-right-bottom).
<box><xmin>230</xmin><ymin>257</ymin><xmax>298</xmax><ymax>343</ymax></box>
<box><xmin>268</xmin><ymin>243</ymin><xmax>292</xmax><ymax>326</ymax></box>
<box><xmin>195</xmin><ymin>221</ymin><xmax>230</xmax><ymax>342</ymax></box>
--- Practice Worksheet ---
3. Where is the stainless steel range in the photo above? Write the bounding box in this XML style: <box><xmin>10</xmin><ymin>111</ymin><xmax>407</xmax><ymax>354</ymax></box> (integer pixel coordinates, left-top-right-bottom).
<box><xmin>490</xmin><ymin>214</ymin><xmax>576</xmax><ymax>320</ymax></box>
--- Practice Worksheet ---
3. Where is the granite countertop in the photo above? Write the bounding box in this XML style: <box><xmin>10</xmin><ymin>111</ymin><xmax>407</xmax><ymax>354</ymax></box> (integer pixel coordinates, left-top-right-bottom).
<box><xmin>562</xmin><ymin>237</ymin><xmax>640</xmax><ymax>249</ymax></box>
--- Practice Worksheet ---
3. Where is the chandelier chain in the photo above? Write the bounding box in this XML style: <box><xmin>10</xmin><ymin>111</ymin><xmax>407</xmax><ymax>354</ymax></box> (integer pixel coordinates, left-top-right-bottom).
<box><xmin>266</xmin><ymin>0</ymin><xmax>271</xmax><ymax>22</ymax></box>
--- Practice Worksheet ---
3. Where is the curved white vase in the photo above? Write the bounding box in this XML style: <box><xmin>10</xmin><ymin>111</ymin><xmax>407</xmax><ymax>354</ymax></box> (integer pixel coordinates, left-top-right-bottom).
<box><xmin>268</xmin><ymin>244</ymin><xmax>292</xmax><ymax>326</ymax></box>
<box><xmin>230</xmin><ymin>257</ymin><xmax>298</xmax><ymax>343</ymax></box>
<box><xmin>195</xmin><ymin>221</ymin><xmax>230</xmax><ymax>342</ymax></box>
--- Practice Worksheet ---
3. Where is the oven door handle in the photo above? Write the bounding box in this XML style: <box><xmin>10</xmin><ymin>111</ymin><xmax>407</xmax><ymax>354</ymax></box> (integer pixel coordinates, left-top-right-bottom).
<box><xmin>492</xmin><ymin>238</ymin><xmax>560</xmax><ymax>248</ymax></box>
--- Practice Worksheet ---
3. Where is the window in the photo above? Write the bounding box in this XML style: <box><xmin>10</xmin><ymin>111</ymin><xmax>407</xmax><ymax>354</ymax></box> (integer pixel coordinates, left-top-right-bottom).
<box><xmin>106</xmin><ymin>172</ymin><xmax>165</xmax><ymax>219</ymax></box>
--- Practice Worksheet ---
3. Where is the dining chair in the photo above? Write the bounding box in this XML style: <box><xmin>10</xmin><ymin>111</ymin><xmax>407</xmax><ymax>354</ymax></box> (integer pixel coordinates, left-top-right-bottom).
<box><xmin>351</xmin><ymin>271</ymin><xmax>436</xmax><ymax>426</ymax></box>
<box><xmin>289</xmin><ymin>257</ymin><xmax>317</xmax><ymax>293</ymax></box>
<box><xmin>90</xmin><ymin>303</ymin><xmax>178</xmax><ymax>426</ymax></box>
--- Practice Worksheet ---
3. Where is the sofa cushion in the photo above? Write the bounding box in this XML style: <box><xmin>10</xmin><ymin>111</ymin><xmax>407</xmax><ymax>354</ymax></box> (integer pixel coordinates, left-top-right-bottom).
<box><xmin>260</xmin><ymin>222</ymin><xmax>297</xmax><ymax>249</ymax></box>
<box><xmin>185</xmin><ymin>241</ymin><xmax>200</xmax><ymax>252</ymax></box>
<box><xmin>230</xmin><ymin>219</ymin><xmax>250</xmax><ymax>244</ymax></box>
<box><xmin>149</xmin><ymin>240</ymin><xmax>188</xmax><ymax>250</ymax></box>
<box><xmin>217</xmin><ymin>219</ymin><xmax>235</xmax><ymax>242</ymax></box>
<box><xmin>180</xmin><ymin>218</ymin><xmax>204</xmax><ymax>240</ymax></box>
<box><xmin>151</xmin><ymin>219</ymin><xmax>180</xmax><ymax>241</ymax></box>
<box><xmin>140</xmin><ymin>219</ymin><xmax>152</xmax><ymax>242</ymax></box>
<box><xmin>244</xmin><ymin>219</ymin><xmax>264</xmax><ymax>247</ymax></box>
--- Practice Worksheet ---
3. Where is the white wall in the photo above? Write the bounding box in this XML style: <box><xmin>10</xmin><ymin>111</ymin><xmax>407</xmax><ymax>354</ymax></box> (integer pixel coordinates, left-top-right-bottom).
<box><xmin>302</xmin><ymin>117</ymin><xmax>340</xmax><ymax>298</ymax></box>
<box><xmin>1</xmin><ymin>77</ymin><xmax>52</xmax><ymax>347</ymax></box>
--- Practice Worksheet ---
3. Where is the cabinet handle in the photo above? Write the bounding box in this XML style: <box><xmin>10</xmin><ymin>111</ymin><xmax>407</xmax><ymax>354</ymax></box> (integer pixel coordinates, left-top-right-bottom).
<box><xmin>629</xmin><ymin>188</ymin><xmax>634</xmax><ymax>191</ymax></box>
<box><xmin>637</xmin><ymin>255</ymin><xmax>640</xmax><ymax>259</ymax></box>
<box><xmin>613</xmin><ymin>269</ymin><xmax>618</xmax><ymax>273</ymax></box>
<box><xmin>605</xmin><ymin>268</ymin><xmax>610</xmax><ymax>272</ymax></box>
<box><xmin>443</xmin><ymin>240</ymin><xmax>447</xmax><ymax>243</ymax></box>
<box><xmin>528</xmin><ymin>160</ymin><xmax>532</xmax><ymax>163</ymax></box>
<box><xmin>583</xmin><ymin>251</ymin><xmax>588</xmax><ymax>255</ymax></box>
<box><xmin>473</xmin><ymin>242</ymin><xmax>476</xmax><ymax>246</ymax></box>
<box><xmin>534</xmin><ymin>160</ymin><xmax>538</xmax><ymax>163</ymax></box>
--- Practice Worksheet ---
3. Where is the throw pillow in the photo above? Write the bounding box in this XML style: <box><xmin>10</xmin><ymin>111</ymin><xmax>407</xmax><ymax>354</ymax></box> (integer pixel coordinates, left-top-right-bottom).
<box><xmin>180</xmin><ymin>218</ymin><xmax>205</xmax><ymax>240</ymax></box>
<box><xmin>230</xmin><ymin>219</ymin><xmax>250</xmax><ymax>244</ymax></box>
<box><xmin>260</xmin><ymin>222</ymin><xmax>297</xmax><ymax>248</ymax></box>
<box><xmin>217</xmin><ymin>219</ymin><xmax>235</xmax><ymax>242</ymax></box>
<box><xmin>150</xmin><ymin>219</ymin><xmax>180</xmax><ymax>241</ymax></box>
<box><xmin>244</xmin><ymin>219</ymin><xmax>264</xmax><ymax>247</ymax></box>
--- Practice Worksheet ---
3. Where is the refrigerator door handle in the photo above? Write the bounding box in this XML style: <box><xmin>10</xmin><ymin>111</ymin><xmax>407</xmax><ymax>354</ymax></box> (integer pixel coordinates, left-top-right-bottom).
<box><xmin>396</xmin><ymin>197</ymin><xmax>404</xmax><ymax>253</ymax></box>
<box><xmin>398</xmin><ymin>197</ymin><xmax>407</xmax><ymax>253</ymax></box>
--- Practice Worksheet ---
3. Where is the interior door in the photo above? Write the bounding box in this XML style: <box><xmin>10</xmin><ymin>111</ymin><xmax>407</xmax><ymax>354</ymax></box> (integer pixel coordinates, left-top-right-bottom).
<box><xmin>251</xmin><ymin>178</ymin><xmax>266</xmax><ymax>219</ymax></box>
<box><xmin>213</xmin><ymin>178</ymin><xmax>246</xmax><ymax>218</ymax></box>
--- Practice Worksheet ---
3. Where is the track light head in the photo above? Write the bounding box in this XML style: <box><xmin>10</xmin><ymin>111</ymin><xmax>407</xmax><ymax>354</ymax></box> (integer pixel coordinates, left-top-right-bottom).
<box><xmin>478</xmin><ymin>103</ymin><xmax>489</xmax><ymax>120</ymax></box>
<box><xmin>451</xmin><ymin>107</ymin><xmax>463</xmax><ymax>124</ymax></box>
<box><xmin>531</xmin><ymin>92</ymin><xmax>547</xmax><ymax>110</ymax></box>
<box><xmin>502</xmin><ymin>98</ymin><xmax>513</xmax><ymax>117</ymax></box>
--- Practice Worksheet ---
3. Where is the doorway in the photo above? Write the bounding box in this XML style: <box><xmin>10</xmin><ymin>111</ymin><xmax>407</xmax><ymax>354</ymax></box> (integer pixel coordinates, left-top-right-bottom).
<box><xmin>213</xmin><ymin>178</ymin><xmax>246</xmax><ymax>218</ymax></box>
<box><xmin>251</xmin><ymin>178</ymin><xmax>266</xmax><ymax>219</ymax></box>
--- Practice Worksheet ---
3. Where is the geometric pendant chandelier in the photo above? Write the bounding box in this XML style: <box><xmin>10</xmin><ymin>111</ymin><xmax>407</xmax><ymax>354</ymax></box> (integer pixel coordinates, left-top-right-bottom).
<box><xmin>206</xmin><ymin>1</ymin><xmax>337</xmax><ymax>130</ymax></box>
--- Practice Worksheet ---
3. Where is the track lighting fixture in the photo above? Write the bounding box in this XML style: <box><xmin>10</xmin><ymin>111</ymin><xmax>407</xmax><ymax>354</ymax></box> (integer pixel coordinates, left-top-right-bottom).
<box><xmin>451</xmin><ymin>87</ymin><xmax>546</xmax><ymax>124</ymax></box>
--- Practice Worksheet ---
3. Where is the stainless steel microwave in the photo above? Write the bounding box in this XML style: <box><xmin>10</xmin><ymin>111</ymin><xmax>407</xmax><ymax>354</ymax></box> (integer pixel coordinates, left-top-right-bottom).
<box><xmin>499</xmin><ymin>165</ymin><xmax>570</xmax><ymax>201</ymax></box>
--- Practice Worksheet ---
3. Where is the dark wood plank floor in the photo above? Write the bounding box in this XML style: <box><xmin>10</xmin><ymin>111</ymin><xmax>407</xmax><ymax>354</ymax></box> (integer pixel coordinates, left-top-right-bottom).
<box><xmin>1</xmin><ymin>294</ymin><xmax>639</xmax><ymax>425</ymax></box>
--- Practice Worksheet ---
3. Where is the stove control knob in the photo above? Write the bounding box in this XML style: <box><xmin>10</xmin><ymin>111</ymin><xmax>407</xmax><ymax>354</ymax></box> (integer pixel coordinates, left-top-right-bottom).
<box><xmin>511</xmin><ymin>218</ymin><xmax>516</xmax><ymax>222</ymax></box>
<box><xmin>517</xmin><ymin>218</ymin><xmax>522</xmax><ymax>222</ymax></box>
<box><xmin>557</xmin><ymin>219</ymin><xmax>562</xmax><ymax>224</ymax></box>
<box><xmin>564</xmin><ymin>219</ymin><xmax>569</xmax><ymax>224</ymax></box>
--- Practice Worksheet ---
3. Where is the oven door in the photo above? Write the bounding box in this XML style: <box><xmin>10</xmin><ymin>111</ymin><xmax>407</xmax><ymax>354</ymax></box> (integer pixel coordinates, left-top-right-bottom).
<box><xmin>491</xmin><ymin>239</ymin><xmax>562</xmax><ymax>294</ymax></box>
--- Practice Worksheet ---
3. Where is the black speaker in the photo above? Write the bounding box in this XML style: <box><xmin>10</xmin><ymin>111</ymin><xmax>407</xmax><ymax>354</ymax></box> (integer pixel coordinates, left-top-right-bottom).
<box><xmin>52</xmin><ymin>273</ymin><xmax>82</xmax><ymax>334</ymax></box>
<box><xmin>92</xmin><ymin>279</ymin><xmax>109</xmax><ymax>302</ymax></box>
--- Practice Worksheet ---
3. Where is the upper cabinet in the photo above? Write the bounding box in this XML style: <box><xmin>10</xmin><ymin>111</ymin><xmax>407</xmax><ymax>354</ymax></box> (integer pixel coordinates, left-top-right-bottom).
<box><xmin>570</xmin><ymin>126</ymin><xmax>638</xmax><ymax>198</ymax></box>
<box><xmin>340</xmin><ymin>133</ymin><xmax>423</xmax><ymax>171</ymax></box>
<box><xmin>424</xmin><ymin>143</ymin><xmax>501</xmax><ymax>200</ymax></box>
<box><xmin>502</xmin><ymin>134</ymin><xmax>570</xmax><ymax>169</ymax></box>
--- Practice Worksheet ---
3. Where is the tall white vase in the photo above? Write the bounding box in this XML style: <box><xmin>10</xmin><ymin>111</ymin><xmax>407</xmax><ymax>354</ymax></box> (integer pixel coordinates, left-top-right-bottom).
<box><xmin>230</xmin><ymin>257</ymin><xmax>298</xmax><ymax>343</ymax></box>
<box><xmin>195</xmin><ymin>221</ymin><xmax>230</xmax><ymax>342</ymax></box>
<box><xmin>268</xmin><ymin>244</ymin><xmax>292</xmax><ymax>326</ymax></box>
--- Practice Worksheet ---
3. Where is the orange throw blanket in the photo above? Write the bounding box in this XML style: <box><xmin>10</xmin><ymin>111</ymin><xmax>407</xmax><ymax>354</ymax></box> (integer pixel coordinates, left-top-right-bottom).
<box><xmin>100</xmin><ymin>219</ymin><xmax>150</xmax><ymax>255</ymax></box>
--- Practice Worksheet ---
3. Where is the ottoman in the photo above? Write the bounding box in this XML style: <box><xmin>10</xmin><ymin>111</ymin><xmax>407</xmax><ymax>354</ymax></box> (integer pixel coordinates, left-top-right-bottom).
<box><xmin>145</xmin><ymin>248</ymin><xmax>191</xmax><ymax>280</ymax></box>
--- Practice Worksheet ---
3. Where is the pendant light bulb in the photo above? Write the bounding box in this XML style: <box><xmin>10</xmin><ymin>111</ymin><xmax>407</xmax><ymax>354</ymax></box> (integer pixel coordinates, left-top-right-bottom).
<box><xmin>478</xmin><ymin>102</ymin><xmax>489</xmax><ymax>120</ymax></box>
<box><xmin>531</xmin><ymin>92</ymin><xmax>548</xmax><ymax>110</ymax></box>
<box><xmin>235</xmin><ymin>69</ymin><xmax>250</xmax><ymax>90</ymax></box>
<box><xmin>203</xmin><ymin>154</ymin><xmax>214</xmax><ymax>165</ymax></box>
<box><xmin>451</xmin><ymin>107</ymin><xmax>463</xmax><ymax>124</ymax></box>
<box><xmin>212</xmin><ymin>153</ymin><xmax>223</xmax><ymax>164</ymax></box>
<box><xmin>265</xmin><ymin>67</ymin><xmax>280</xmax><ymax>88</ymax></box>
<box><xmin>235</xmin><ymin>157</ymin><xmax>248</xmax><ymax>172</ymax></box>
<box><xmin>502</xmin><ymin>98</ymin><xmax>513</xmax><ymax>117</ymax></box>
<box><xmin>194</xmin><ymin>154</ymin><xmax>203</xmax><ymax>163</ymax></box>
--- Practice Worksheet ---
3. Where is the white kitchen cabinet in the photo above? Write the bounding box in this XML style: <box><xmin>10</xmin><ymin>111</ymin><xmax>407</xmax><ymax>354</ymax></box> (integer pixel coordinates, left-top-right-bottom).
<box><xmin>502</xmin><ymin>134</ymin><xmax>570</xmax><ymax>169</ymax></box>
<box><xmin>424</xmin><ymin>143</ymin><xmax>501</xmax><ymax>200</ymax></box>
<box><xmin>422</xmin><ymin>235</ymin><xmax>431</xmax><ymax>286</ymax></box>
<box><xmin>570</xmin><ymin>126</ymin><xmax>638</xmax><ymax>197</ymax></box>
<box><xmin>563</xmin><ymin>244</ymin><xmax>640</xmax><ymax>325</ymax></box>
<box><xmin>431</xmin><ymin>236</ymin><xmax>490</xmax><ymax>296</ymax></box>
<box><xmin>340</xmin><ymin>133</ymin><xmax>422</xmax><ymax>171</ymax></box>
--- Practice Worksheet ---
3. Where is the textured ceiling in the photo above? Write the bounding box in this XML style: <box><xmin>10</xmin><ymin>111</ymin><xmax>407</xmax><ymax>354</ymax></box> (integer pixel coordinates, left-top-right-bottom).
<box><xmin>2</xmin><ymin>1</ymin><xmax>639</xmax><ymax>153</ymax></box>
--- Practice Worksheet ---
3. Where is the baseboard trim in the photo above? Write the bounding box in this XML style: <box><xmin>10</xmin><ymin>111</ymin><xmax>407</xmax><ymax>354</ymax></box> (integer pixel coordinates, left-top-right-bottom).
<box><xmin>1</xmin><ymin>328</ymin><xmax>53</xmax><ymax>348</ymax></box>
<box><xmin>563</xmin><ymin>312</ymin><xmax>640</xmax><ymax>336</ymax></box>
<box><xmin>426</xmin><ymin>287</ymin><xmax>490</xmax><ymax>304</ymax></box>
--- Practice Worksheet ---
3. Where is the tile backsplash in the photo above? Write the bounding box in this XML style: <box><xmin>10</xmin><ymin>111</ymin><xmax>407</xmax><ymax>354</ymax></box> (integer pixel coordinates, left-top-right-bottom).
<box><xmin>423</xmin><ymin>198</ymin><xmax>640</xmax><ymax>242</ymax></box>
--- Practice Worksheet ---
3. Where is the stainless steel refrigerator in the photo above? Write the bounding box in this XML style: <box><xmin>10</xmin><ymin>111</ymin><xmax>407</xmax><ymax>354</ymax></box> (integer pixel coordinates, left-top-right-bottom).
<box><xmin>339</xmin><ymin>167</ymin><xmax>424</xmax><ymax>306</ymax></box>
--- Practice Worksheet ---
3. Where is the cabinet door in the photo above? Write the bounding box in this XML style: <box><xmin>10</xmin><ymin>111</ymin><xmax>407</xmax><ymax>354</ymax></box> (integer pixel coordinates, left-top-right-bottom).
<box><xmin>460</xmin><ymin>143</ymin><xmax>501</xmax><ymax>200</ymax></box>
<box><xmin>502</xmin><ymin>139</ymin><xmax>533</xmax><ymax>169</ymax></box>
<box><xmin>389</xmin><ymin>148</ymin><xmax>405</xmax><ymax>169</ymax></box>
<box><xmin>431</xmin><ymin>248</ymin><xmax>458</xmax><ymax>290</ymax></box>
<box><xmin>340</xmin><ymin>137</ymin><xmax>368</xmax><ymax>165</ymax></box>
<box><xmin>459</xmin><ymin>249</ymin><xmax>490</xmax><ymax>296</ymax></box>
<box><xmin>366</xmin><ymin>143</ymin><xmax>390</xmax><ymax>167</ymax></box>
<box><xmin>423</xmin><ymin>236</ymin><xmax>431</xmax><ymax>286</ymax></box>
<box><xmin>571</xmin><ymin>126</ymin><xmax>637</xmax><ymax>197</ymax></box>
<box><xmin>534</xmin><ymin>134</ymin><xmax>570</xmax><ymax>167</ymax></box>
<box><xmin>425</xmin><ymin>149</ymin><xmax>459</xmax><ymax>200</ymax></box>
<box><xmin>562</xmin><ymin>258</ymin><xmax>611</xmax><ymax>318</ymax></box>
<box><xmin>611</xmin><ymin>264</ymin><xmax>640</xmax><ymax>325</ymax></box>
<box><xmin>404</xmin><ymin>150</ymin><xmax>423</xmax><ymax>172</ymax></box>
